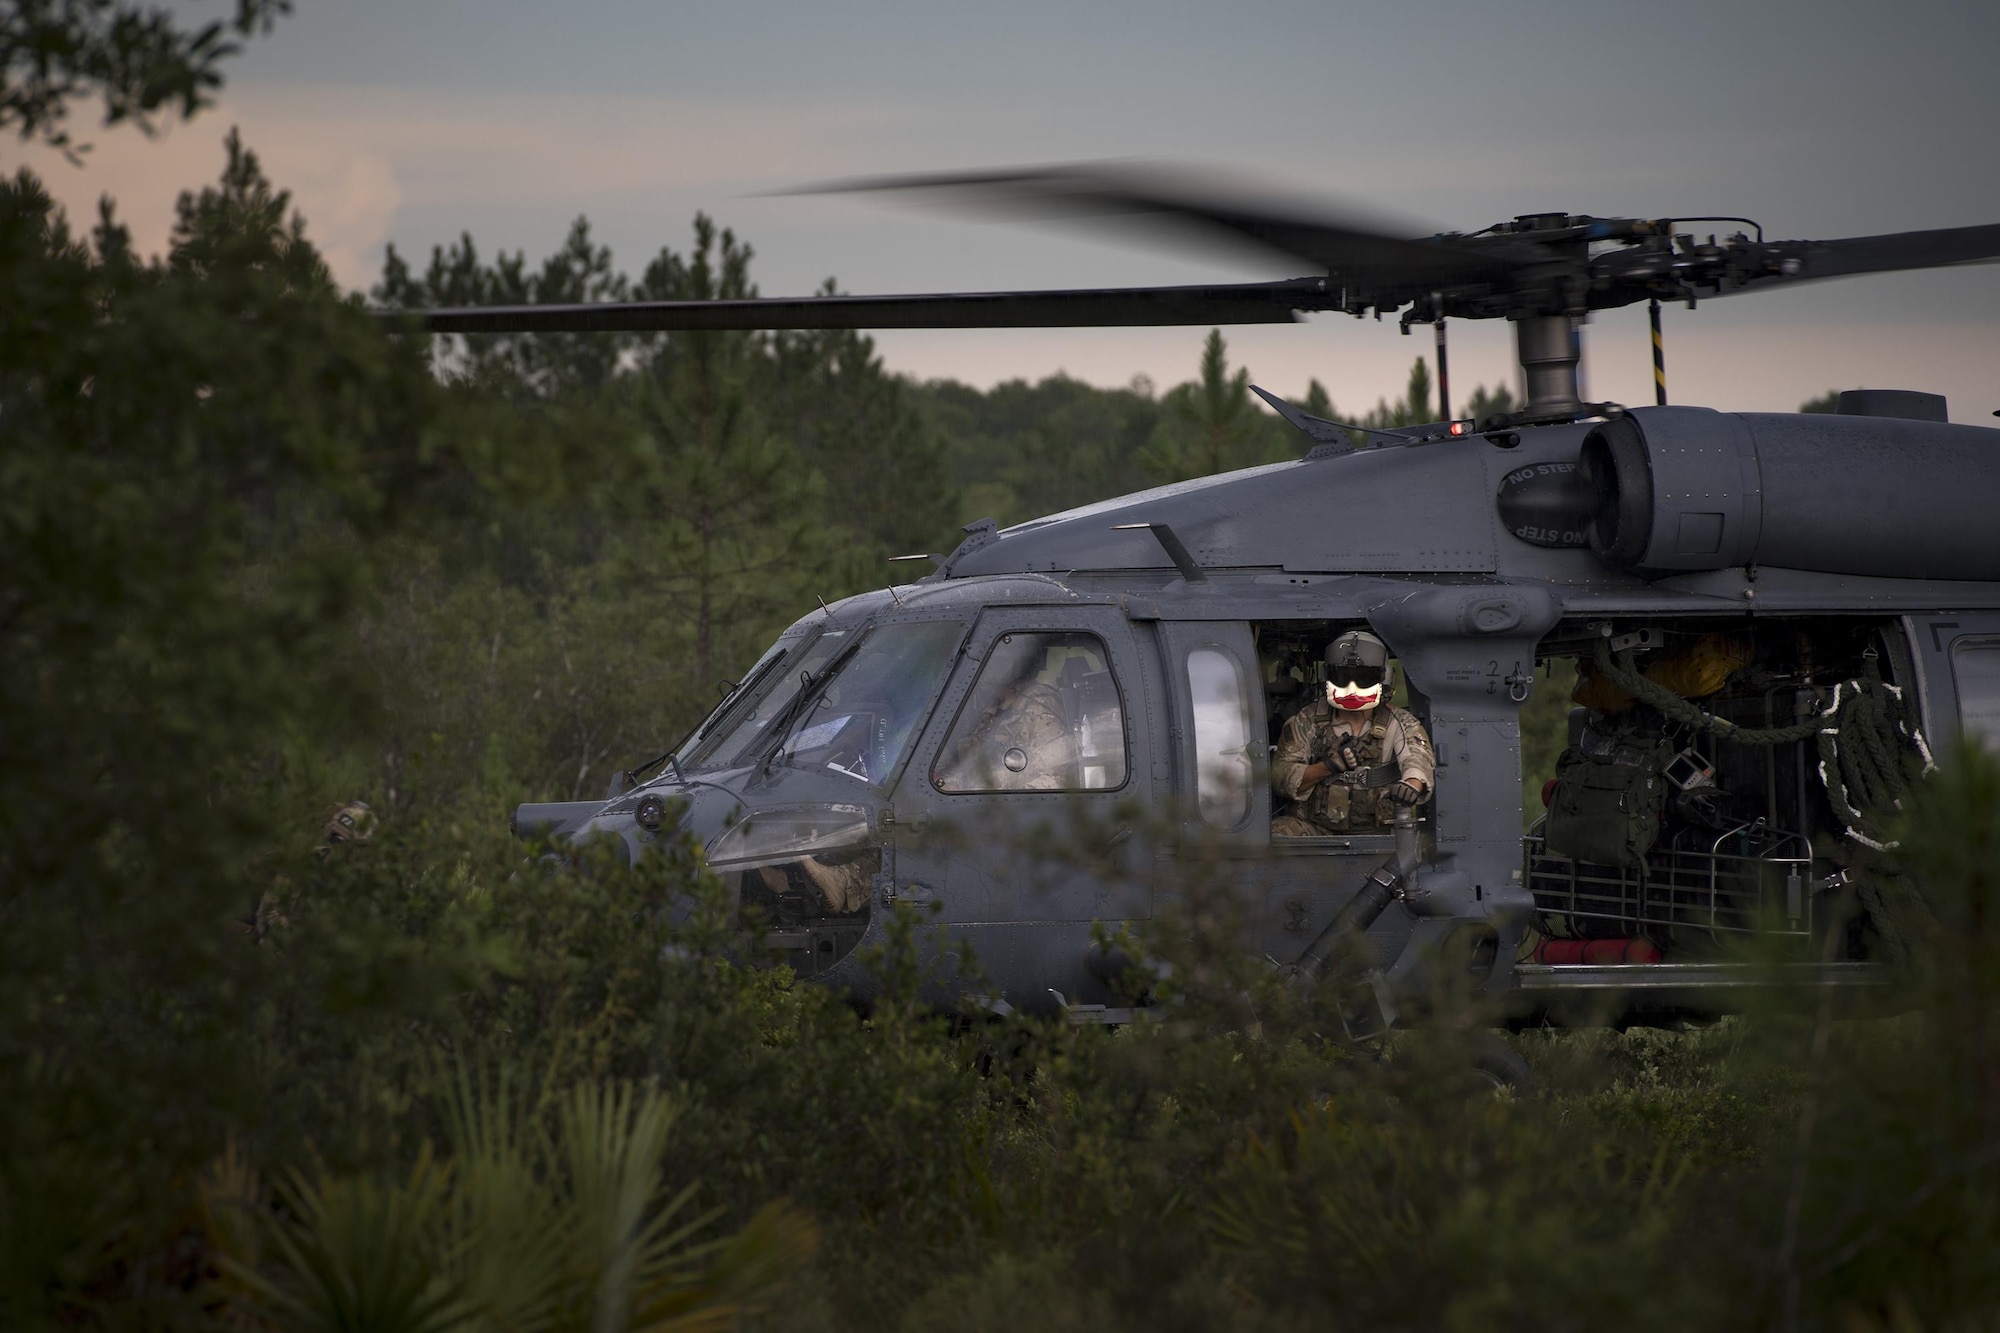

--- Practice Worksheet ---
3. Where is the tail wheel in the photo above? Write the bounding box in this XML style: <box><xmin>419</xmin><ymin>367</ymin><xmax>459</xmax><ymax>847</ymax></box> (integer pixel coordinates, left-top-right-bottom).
<box><xmin>1468</xmin><ymin>1032</ymin><xmax>1536</xmax><ymax>1095</ymax></box>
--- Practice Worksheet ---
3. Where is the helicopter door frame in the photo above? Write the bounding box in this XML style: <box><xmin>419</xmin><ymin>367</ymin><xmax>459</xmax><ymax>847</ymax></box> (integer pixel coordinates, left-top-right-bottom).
<box><xmin>1154</xmin><ymin>620</ymin><xmax>1268</xmax><ymax>847</ymax></box>
<box><xmin>887</xmin><ymin>603</ymin><xmax>1156</xmax><ymax>926</ymax></box>
<box><xmin>1904</xmin><ymin>613</ymin><xmax>2000</xmax><ymax>752</ymax></box>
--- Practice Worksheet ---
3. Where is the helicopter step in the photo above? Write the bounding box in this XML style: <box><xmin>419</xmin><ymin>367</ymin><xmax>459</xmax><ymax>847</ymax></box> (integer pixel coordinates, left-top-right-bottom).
<box><xmin>1512</xmin><ymin>961</ymin><xmax>1887</xmax><ymax>994</ymax></box>
<box><xmin>1509</xmin><ymin>960</ymin><xmax>1892</xmax><ymax>1027</ymax></box>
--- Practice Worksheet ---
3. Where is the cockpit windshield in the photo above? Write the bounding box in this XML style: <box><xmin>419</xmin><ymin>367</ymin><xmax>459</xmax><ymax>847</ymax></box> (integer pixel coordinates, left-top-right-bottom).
<box><xmin>682</xmin><ymin>629</ymin><xmax>853</xmax><ymax>771</ymax></box>
<box><xmin>771</xmin><ymin>620</ymin><xmax>963</xmax><ymax>785</ymax></box>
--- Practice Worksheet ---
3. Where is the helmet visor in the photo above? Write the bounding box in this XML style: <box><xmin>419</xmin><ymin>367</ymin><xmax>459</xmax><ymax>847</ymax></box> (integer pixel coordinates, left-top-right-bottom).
<box><xmin>1328</xmin><ymin>663</ymin><xmax>1385</xmax><ymax>691</ymax></box>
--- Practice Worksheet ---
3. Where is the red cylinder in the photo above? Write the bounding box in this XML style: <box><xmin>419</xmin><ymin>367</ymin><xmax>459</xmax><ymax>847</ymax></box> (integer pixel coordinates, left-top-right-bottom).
<box><xmin>1536</xmin><ymin>937</ymin><xmax>1665</xmax><ymax>965</ymax></box>
<box><xmin>1534</xmin><ymin>938</ymin><xmax>1587</xmax><ymax>965</ymax></box>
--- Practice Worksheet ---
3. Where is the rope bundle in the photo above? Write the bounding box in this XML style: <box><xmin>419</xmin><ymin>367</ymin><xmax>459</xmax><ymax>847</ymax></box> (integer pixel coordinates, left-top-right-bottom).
<box><xmin>1587</xmin><ymin>635</ymin><xmax>1940</xmax><ymax>963</ymax></box>
<box><xmin>1588</xmin><ymin>638</ymin><xmax>1822</xmax><ymax>746</ymax></box>
<box><xmin>1587</xmin><ymin>636</ymin><xmax>1935</xmax><ymax>849</ymax></box>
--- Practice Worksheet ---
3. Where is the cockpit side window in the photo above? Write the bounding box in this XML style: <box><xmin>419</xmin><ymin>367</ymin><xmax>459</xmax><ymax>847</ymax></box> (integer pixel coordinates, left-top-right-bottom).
<box><xmin>933</xmin><ymin>632</ymin><xmax>1128</xmax><ymax>793</ymax></box>
<box><xmin>1951</xmin><ymin>639</ymin><xmax>2000</xmax><ymax>748</ymax></box>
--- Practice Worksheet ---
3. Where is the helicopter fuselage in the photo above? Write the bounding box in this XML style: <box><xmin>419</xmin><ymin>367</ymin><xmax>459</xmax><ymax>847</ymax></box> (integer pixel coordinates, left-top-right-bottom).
<box><xmin>523</xmin><ymin>403</ymin><xmax>2000</xmax><ymax>1024</ymax></box>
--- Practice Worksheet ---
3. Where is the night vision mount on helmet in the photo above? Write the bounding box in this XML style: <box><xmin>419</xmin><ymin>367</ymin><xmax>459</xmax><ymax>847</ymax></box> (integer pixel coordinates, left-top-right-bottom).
<box><xmin>1325</xmin><ymin>629</ymin><xmax>1389</xmax><ymax>683</ymax></box>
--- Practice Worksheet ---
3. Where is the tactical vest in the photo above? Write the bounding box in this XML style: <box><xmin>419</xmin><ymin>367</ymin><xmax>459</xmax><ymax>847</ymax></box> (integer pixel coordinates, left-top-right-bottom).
<box><xmin>1297</xmin><ymin>711</ymin><xmax>1396</xmax><ymax>831</ymax></box>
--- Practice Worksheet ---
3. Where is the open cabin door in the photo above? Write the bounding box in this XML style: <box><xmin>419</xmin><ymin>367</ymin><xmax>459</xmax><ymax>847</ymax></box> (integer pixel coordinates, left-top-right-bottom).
<box><xmin>1150</xmin><ymin>619</ymin><xmax>1414</xmax><ymax>969</ymax></box>
<box><xmin>1905</xmin><ymin>613</ymin><xmax>2000</xmax><ymax>753</ymax></box>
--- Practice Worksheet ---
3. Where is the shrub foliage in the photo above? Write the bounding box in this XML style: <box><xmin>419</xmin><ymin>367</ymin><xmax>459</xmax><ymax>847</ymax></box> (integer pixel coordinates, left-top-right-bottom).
<box><xmin>5</xmin><ymin>39</ymin><xmax>2000</xmax><ymax>1331</ymax></box>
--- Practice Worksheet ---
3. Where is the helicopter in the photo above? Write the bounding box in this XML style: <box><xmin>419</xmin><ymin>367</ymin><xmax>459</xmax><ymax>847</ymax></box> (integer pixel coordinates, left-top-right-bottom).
<box><xmin>390</xmin><ymin>168</ymin><xmax>2000</xmax><ymax>1030</ymax></box>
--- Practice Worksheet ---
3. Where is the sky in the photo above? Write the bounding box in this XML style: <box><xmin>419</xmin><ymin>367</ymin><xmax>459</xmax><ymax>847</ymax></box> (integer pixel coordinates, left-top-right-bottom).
<box><xmin>17</xmin><ymin>0</ymin><xmax>2000</xmax><ymax>423</ymax></box>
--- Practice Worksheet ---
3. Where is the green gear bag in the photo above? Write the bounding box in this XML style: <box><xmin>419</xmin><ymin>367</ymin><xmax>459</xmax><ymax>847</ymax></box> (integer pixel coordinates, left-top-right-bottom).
<box><xmin>1545</xmin><ymin>741</ymin><xmax>1670</xmax><ymax>868</ymax></box>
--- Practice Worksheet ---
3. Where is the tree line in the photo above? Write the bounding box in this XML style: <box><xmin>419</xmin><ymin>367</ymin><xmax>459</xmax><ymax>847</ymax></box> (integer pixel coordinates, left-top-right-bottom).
<box><xmin>1</xmin><ymin>9</ymin><xmax>1989</xmax><ymax>1329</ymax></box>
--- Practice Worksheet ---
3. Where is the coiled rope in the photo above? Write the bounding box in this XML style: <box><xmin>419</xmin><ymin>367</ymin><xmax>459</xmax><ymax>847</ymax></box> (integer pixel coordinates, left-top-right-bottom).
<box><xmin>1588</xmin><ymin>637</ymin><xmax>1822</xmax><ymax>746</ymax></box>
<box><xmin>1588</xmin><ymin>637</ymin><xmax>1936</xmax><ymax>851</ymax></box>
<box><xmin>1588</xmin><ymin>636</ymin><xmax>1940</xmax><ymax>963</ymax></box>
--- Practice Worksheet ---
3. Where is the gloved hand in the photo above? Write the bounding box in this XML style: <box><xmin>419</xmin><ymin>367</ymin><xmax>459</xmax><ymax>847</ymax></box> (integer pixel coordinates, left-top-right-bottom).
<box><xmin>1385</xmin><ymin>780</ymin><xmax>1425</xmax><ymax>806</ymax></box>
<box><xmin>1331</xmin><ymin>733</ymin><xmax>1362</xmax><ymax>773</ymax></box>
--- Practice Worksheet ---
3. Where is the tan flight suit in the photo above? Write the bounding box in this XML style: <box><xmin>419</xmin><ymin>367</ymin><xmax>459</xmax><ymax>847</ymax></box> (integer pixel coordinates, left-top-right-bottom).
<box><xmin>1271</xmin><ymin>701</ymin><xmax>1435</xmax><ymax>836</ymax></box>
<box><xmin>756</xmin><ymin>854</ymin><xmax>874</xmax><ymax>914</ymax></box>
<box><xmin>936</xmin><ymin>680</ymin><xmax>1077</xmax><ymax>791</ymax></box>
<box><xmin>250</xmin><ymin>801</ymin><xmax>376</xmax><ymax>940</ymax></box>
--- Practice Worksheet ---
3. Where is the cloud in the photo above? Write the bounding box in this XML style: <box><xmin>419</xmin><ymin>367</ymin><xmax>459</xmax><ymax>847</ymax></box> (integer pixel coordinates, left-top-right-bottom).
<box><xmin>15</xmin><ymin>83</ymin><xmax>926</xmax><ymax>290</ymax></box>
<box><xmin>13</xmin><ymin>80</ymin><xmax>1992</xmax><ymax>422</ymax></box>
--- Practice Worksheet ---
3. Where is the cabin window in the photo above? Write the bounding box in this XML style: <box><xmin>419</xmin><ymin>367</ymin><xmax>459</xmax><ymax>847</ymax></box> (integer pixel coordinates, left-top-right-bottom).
<box><xmin>933</xmin><ymin>632</ymin><xmax>1128</xmax><ymax>792</ymax></box>
<box><xmin>1951</xmin><ymin>638</ymin><xmax>2000</xmax><ymax>748</ymax></box>
<box><xmin>1187</xmin><ymin>647</ymin><xmax>1254</xmax><ymax>828</ymax></box>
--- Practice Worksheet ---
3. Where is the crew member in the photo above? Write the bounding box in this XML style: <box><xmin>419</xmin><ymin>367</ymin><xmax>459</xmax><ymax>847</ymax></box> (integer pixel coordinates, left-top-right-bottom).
<box><xmin>250</xmin><ymin>800</ymin><xmax>377</xmax><ymax>940</ymax></box>
<box><xmin>937</xmin><ymin>672</ymin><xmax>1077</xmax><ymax>792</ymax></box>
<box><xmin>1272</xmin><ymin>631</ymin><xmax>1434</xmax><ymax>836</ymax></box>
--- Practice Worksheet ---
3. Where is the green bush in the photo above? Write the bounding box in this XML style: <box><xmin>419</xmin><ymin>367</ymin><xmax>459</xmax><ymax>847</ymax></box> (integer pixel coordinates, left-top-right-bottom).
<box><xmin>9</xmin><ymin>33</ymin><xmax>2000</xmax><ymax>1328</ymax></box>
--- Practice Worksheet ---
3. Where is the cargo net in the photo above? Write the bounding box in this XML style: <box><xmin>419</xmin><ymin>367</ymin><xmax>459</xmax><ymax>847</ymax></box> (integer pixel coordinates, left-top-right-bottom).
<box><xmin>1526</xmin><ymin>818</ymin><xmax>1815</xmax><ymax>944</ymax></box>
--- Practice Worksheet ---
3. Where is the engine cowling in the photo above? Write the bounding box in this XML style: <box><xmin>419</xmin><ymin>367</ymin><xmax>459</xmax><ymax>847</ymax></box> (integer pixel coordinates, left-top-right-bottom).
<box><xmin>1578</xmin><ymin>406</ymin><xmax>2000</xmax><ymax>580</ymax></box>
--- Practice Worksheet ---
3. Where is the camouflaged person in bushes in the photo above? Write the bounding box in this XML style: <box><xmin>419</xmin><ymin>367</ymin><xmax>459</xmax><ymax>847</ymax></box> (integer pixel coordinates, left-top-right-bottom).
<box><xmin>251</xmin><ymin>800</ymin><xmax>377</xmax><ymax>940</ymax></box>
<box><xmin>1272</xmin><ymin>632</ymin><xmax>1434</xmax><ymax>836</ymax></box>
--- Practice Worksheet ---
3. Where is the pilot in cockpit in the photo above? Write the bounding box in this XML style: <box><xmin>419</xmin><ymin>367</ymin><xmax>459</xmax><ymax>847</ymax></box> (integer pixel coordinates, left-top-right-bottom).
<box><xmin>939</xmin><ymin>676</ymin><xmax>1076</xmax><ymax>791</ymax></box>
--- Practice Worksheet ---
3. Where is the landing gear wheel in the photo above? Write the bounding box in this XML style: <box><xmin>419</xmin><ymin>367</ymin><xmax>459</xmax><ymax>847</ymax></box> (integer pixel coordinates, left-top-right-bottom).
<box><xmin>1468</xmin><ymin>1032</ymin><xmax>1536</xmax><ymax>1095</ymax></box>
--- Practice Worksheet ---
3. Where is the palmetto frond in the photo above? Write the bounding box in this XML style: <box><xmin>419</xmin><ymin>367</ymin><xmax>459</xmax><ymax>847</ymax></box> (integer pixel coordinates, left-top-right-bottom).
<box><xmin>220</xmin><ymin>1070</ymin><xmax>816</xmax><ymax>1333</ymax></box>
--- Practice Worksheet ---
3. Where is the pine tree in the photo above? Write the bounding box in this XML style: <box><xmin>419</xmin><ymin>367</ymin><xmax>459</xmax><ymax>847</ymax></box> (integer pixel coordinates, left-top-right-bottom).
<box><xmin>1404</xmin><ymin>356</ymin><xmax>1432</xmax><ymax>423</ymax></box>
<box><xmin>1</xmin><ymin>0</ymin><xmax>291</xmax><ymax>160</ymax></box>
<box><xmin>1303</xmin><ymin>379</ymin><xmax>1334</xmax><ymax>418</ymax></box>
<box><xmin>1358</xmin><ymin>356</ymin><xmax>1434</xmax><ymax>432</ymax></box>
<box><xmin>374</xmin><ymin>217</ymin><xmax>630</xmax><ymax>397</ymax></box>
<box><xmin>1142</xmin><ymin>329</ymin><xmax>1263</xmax><ymax>482</ymax></box>
<box><xmin>766</xmin><ymin>284</ymin><xmax>958</xmax><ymax>559</ymax></box>
<box><xmin>1464</xmin><ymin>382</ymin><xmax>1516</xmax><ymax>424</ymax></box>
<box><xmin>617</xmin><ymin>217</ymin><xmax>833</xmax><ymax>687</ymax></box>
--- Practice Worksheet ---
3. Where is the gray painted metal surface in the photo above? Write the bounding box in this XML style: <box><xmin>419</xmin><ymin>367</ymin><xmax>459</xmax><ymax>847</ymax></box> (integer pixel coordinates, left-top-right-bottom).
<box><xmin>453</xmin><ymin>172</ymin><xmax>2000</xmax><ymax>1031</ymax></box>
<box><xmin>528</xmin><ymin>403</ymin><xmax>2000</xmax><ymax>1026</ymax></box>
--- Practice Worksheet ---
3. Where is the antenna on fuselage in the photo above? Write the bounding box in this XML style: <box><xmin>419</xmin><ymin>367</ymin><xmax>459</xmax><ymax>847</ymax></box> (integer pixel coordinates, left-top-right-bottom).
<box><xmin>1111</xmin><ymin>522</ymin><xmax>1208</xmax><ymax>584</ymax></box>
<box><xmin>1249</xmin><ymin>385</ymin><xmax>1414</xmax><ymax>453</ymax></box>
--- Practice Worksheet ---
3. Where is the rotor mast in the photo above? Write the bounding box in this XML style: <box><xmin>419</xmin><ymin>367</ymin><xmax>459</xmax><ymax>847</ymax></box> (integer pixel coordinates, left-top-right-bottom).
<box><xmin>1514</xmin><ymin>315</ymin><xmax>1584</xmax><ymax>421</ymax></box>
<box><xmin>1484</xmin><ymin>211</ymin><xmax>1595</xmax><ymax>426</ymax></box>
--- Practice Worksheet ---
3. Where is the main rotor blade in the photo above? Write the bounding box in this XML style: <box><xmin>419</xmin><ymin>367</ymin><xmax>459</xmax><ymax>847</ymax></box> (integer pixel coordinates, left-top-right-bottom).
<box><xmin>385</xmin><ymin>278</ymin><xmax>1324</xmax><ymax>335</ymax></box>
<box><xmin>1778</xmin><ymin>221</ymin><xmax>2000</xmax><ymax>283</ymax></box>
<box><xmin>808</xmin><ymin>166</ymin><xmax>1543</xmax><ymax>295</ymax></box>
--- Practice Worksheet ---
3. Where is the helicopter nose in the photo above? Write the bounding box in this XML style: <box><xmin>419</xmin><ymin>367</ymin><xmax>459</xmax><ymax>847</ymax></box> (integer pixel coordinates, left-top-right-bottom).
<box><xmin>540</xmin><ymin>826</ymin><xmax>634</xmax><ymax>874</ymax></box>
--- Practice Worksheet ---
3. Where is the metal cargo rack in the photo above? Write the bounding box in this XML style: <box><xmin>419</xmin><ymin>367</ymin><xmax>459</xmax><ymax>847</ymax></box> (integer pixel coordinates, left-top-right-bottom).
<box><xmin>1525</xmin><ymin>818</ymin><xmax>1817</xmax><ymax>942</ymax></box>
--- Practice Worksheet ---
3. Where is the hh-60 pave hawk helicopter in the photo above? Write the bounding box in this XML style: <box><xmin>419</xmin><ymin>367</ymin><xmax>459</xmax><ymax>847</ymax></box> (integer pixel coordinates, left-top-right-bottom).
<box><xmin>388</xmin><ymin>168</ymin><xmax>2000</xmax><ymax>1030</ymax></box>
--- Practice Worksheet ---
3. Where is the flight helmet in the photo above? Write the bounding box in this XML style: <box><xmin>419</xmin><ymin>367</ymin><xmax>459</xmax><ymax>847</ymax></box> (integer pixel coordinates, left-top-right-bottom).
<box><xmin>1325</xmin><ymin>630</ymin><xmax>1389</xmax><ymax>711</ymax></box>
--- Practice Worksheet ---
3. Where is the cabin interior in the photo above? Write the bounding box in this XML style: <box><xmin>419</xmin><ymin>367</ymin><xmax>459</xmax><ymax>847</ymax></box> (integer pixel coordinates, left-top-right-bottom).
<box><xmin>1254</xmin><ymin>615</ymin><xmax>1927</xmax><ymax>966</ymax></box>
